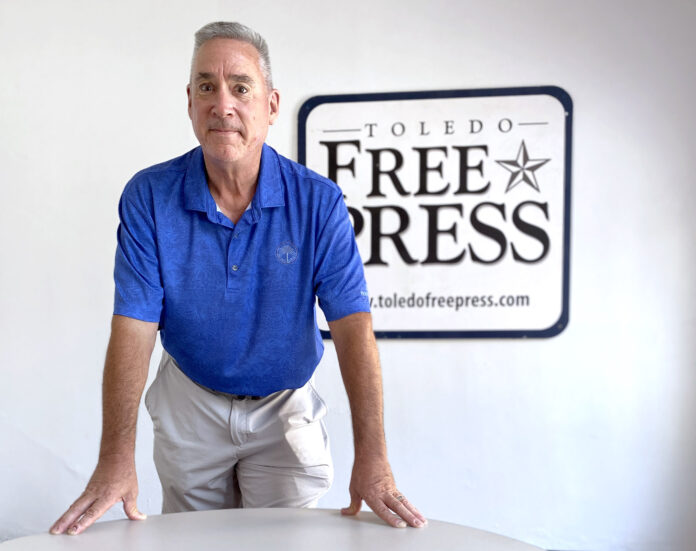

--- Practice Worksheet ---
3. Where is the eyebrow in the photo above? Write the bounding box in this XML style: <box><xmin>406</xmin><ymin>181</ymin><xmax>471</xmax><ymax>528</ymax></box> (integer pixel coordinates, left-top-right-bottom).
<box><xmin>194</xmin><ymin>72</ymin><xmax>256</xmax><ymax>85</ymax></box>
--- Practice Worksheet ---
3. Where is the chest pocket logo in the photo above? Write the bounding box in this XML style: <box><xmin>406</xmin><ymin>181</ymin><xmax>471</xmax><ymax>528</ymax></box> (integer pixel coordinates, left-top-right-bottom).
<box><xmin>276</xmin><ymin>241</ymin><xmax>298</xmax><ymax>264</ymax></box>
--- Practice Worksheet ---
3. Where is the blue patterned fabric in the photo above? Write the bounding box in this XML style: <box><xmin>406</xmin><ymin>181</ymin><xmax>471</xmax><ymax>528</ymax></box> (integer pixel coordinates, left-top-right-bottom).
<box><xmin>114</xmin><ymin>144</ymin><xmax>369</xmax><ymax>394</ymax></box>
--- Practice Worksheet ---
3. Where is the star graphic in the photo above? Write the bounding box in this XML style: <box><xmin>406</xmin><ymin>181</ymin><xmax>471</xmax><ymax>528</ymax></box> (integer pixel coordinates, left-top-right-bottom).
<box><xmin>495</xmin><ymin>141</ymin><xmax>550</xmax><ymax>192</ymax></box>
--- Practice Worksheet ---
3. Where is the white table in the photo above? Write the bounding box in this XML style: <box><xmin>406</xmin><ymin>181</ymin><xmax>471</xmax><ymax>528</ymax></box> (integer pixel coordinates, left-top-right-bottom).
<box><xmin>3</xmin><ymin>508</ymin><xmax>544</xmax><ymax>551</ymax></box>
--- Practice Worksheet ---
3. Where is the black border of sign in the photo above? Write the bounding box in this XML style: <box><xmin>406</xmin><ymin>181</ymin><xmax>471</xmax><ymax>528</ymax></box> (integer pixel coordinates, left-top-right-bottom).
<box><xmin>297</xmin><ymin>86</ymin><xmax>572</xmax><ymax>340</ymax></box>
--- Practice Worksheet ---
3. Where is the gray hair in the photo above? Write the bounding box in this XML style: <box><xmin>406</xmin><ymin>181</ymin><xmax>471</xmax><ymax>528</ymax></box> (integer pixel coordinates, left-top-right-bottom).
<box><xmin>191</xmin><ymin>21</ymin><xmax>273</xmax><ymax>90</ymax></box>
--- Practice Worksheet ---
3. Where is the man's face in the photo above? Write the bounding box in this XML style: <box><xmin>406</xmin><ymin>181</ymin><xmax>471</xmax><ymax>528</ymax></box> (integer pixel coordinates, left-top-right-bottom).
<box><xmin>187</xmin><ymin>38</ymin><xmax>279</xmax><ymax>167</ymax></box>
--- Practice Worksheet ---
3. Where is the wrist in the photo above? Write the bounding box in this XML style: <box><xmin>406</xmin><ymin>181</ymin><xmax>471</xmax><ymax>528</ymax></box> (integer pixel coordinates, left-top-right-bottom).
<box><xmin>98</xmin><ymin>448</ymin><xmax>135</xmax><ymax>463</ymax></box>
<box><xmin>354</xmin><ymin>448</ymin><xmax>388</xmax><ymax>463</ymax></box>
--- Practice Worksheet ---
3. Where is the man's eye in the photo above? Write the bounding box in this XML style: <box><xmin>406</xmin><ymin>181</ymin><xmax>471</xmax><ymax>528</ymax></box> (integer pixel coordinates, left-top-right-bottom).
<box><xmin>199</xmin><ymin>83</ymin><xmax>213</xmax><ymax>92</ymax></box>
<box><xmin>236</xmin><ymin>85</ymin><xmax>249</xmax><ymax>94</ymax></box>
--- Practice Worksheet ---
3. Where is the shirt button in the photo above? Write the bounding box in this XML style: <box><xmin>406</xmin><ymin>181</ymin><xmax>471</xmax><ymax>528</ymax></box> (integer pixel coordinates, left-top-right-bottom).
<box><xmin>232</xmin><ymin>265</ymin><xmax>239</xmax><ymax>271</ymax></box>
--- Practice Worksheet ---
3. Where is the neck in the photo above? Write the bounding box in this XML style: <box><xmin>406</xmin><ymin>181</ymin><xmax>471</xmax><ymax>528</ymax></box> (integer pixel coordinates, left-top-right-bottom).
<box><xmin>203</xmin><ymin>149</ymin><xmax>261</xmax><ymax>196</ymax></box>
<box><xmin>203</xmin><ymin>148</ymin><xmax>262</xmax><ymax>205</ymax></box>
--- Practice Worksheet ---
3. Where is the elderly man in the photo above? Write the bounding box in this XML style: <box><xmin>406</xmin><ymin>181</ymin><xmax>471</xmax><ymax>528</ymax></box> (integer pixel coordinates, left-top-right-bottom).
<box><xmin>50</xmin><ymin>21</ymin><xmax>425</xmax><ymax>535</ymax></box>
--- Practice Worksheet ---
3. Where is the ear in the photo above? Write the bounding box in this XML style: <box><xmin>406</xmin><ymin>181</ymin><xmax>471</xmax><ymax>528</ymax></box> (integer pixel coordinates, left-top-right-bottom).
<box><xmin>187</xmin><ymin>83</ymin><xmax>192</xmax><ymax>120</ymax></box>
<box><xmin>268</xmin><ymin>89</ymin><xmax>280</xmax><ymax>125</ymax></box>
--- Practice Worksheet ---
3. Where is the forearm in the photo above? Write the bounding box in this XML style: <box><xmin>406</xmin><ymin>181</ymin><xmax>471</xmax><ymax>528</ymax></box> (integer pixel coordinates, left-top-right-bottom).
<box><xmin>329</xmin><ymin>312</ymin><xmax>387</xmax><ymax>460</ymax></box>
<box><xmin>98</xmin><ymin>315</ymin><xmax>158</xmax><ymax>459</ymax></box>
<box><xmin>330</xmin><ymin>312</ymin><xmax>426</xmax><ymax>527</ymax></box>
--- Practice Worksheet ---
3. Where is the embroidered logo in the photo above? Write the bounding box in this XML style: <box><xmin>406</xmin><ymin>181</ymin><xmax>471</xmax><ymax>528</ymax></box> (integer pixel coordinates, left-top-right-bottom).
<box><xmin>276</xmin><ymin>241</ymin><xmax>298</xmax><ymax>264</ymax></box>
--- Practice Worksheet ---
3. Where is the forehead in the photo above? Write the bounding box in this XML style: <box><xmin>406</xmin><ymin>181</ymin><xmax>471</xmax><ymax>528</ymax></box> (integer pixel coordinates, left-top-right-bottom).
<box><xmin>192</xmin><ymin>38</ymin><xmax>263</xmax><ymax>79</ymax></box>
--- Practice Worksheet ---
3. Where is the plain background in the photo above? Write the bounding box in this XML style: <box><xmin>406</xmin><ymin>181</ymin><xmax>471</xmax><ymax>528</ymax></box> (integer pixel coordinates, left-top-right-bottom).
<box><xmin>1</xmin><ymin>1</ymin><xmax>695</xmax><ymax>550</ymax></box>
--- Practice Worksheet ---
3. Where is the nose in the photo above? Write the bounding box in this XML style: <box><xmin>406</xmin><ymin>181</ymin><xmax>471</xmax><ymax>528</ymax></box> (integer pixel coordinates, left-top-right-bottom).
<box><xmin>211</xmin><ymin>84</ymin><xmax>236</xmax><ymax>118</ymax></box>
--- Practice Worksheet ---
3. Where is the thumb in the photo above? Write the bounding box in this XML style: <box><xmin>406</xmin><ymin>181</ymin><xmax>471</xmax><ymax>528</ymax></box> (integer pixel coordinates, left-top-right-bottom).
<box><xmin>341</xmin><ymin>492</ymin><xmax>362</xmax><ymax>516</ymax></box>
<box><xmin>123</xmin><ymin>495</ymin><xmax>147</xmax><ymax>521</ymax></box>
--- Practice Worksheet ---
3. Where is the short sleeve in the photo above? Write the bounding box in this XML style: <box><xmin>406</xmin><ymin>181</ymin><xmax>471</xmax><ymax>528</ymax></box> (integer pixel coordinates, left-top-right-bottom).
<box><xmin>113</xmin><ymin>182</ymin><xmax>164</xmax><ymax>322</ymax></box>
<box><xmin>314</xmin><ymin>192</ymin><xmax>370</xmax><ymax>321</ymax></box>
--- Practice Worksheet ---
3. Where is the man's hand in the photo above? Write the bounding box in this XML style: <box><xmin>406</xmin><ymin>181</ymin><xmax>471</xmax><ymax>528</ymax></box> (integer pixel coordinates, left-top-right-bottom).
<box><xmin>50</xmin><ymin>454</ymin><xmax>146</xmax><ymax>535</ymax></box>
<box><xmin>341</xmin><ymin>455</ymin><xmax>426</xmax><ymax>528</ymax></box>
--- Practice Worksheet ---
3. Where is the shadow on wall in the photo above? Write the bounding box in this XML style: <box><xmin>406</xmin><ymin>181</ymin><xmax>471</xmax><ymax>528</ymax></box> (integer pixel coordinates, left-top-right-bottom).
<box><xmin>0</xmin><ymin>417</ymin><xmax>85</xmax><ymax>542</ymax></box>
<box><xmin>663</xmin><ymin>327</ymin><xmax>696</xmax><ymax>549</ymax></box>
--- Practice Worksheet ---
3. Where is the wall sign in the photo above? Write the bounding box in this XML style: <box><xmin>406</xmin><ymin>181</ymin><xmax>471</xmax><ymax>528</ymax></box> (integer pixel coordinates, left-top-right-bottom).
<box><xmin>298</xmin><ymin>87</ymin><xmax>572</xmax><ymax>338</ymax></box>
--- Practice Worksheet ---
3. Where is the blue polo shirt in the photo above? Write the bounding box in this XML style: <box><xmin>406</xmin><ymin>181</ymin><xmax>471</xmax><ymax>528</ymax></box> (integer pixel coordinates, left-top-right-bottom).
<box><xmin>113</xmin><ymin>144</ymin><xmax>370</xmax><ymax>395</ymax></box>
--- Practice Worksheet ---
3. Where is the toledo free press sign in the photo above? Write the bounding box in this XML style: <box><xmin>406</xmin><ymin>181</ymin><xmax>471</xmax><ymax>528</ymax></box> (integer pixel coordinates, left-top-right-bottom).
<box><xmin>298</xmin><ymin>87</ymin><xmax>572</xmax><ymax>338</ymax></box>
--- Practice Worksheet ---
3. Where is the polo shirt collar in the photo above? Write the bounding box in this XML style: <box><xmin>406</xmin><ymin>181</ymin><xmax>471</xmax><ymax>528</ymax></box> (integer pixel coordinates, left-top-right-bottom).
<box><xmin>183</xmin><ymin>147</ymin><xmax>207</xmax><ymax>213</ymax></box>
<box><xmin>256</xmin><ymin>144</ymin><xmax>285</xmax><ymax>209</ymax></box>
<box><xmin>183</xmin><ymin>144</ymin><xmax>285</xmax><ymax>216</ymax></box>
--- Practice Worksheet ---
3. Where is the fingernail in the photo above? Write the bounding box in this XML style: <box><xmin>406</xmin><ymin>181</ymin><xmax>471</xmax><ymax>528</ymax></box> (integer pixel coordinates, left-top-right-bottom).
<box><xmin>68</xmin><ymin>526</ymin><xmax>78</xmax><ymax>536</ymax></box>
<box><xmin>397</xmin><ymin>520</ymin><xmax>407</xmax><ymax>528</ymax></box>
<box><xmin>414</xmin><ymin>519</ymin><xmax>423</xmax><ymax>527</ymax></box>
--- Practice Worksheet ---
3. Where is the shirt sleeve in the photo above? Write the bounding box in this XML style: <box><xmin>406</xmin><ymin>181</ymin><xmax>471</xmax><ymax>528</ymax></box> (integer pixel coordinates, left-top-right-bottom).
<box><xmin>113</xmin><ymin>181</ymin><xmax>164</xmax><ymax>323</ymax></box>
<box><xmin>314</xmin><ymin>191</ymin><xmax>370</xmax><ymax>321</ymax></box>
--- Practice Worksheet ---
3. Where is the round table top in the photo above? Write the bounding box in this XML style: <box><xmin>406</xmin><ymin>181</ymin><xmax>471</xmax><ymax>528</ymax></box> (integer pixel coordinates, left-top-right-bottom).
<box><xmin>3</xmin><ymin>508</ymin><xmax>544</xmax><ymax>551</ymax></box>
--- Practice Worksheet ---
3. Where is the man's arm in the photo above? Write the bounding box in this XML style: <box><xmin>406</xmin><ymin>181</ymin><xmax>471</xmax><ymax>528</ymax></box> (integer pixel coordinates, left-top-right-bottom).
<box><xmin>328</xmin><ymin>312</ymin><xmax>426</xmax><ymax>528</ymax></box>
<box><xmin>50</xmin><ymin>314</ymin><xmax>158</xmax><ymax>536</ymax></box>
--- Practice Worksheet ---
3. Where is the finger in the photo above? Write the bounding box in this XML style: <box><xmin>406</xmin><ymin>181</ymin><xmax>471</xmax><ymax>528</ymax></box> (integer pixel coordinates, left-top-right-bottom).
<box><xmin>364</xmin><ymin>496</ymin><xmax>408</xmax><ymax>528</ymax></box>
<box><xmin>65</xmin><ymin>497</ymin><xmax>115</xmax><ymax>535</ymax></box>
<box><xmin>123</xmin><ymin>494</ymin><xmax>147</xmax><ymax>521</ymax></box>
<box><xmin>340</xmin><ymin>491</ymin><xmax>362</xmax><ymax>516</ymax></box>
<box><xmin>401</xmin><ymin>498</ymin><xmax>428</xmax><ymax>525</ymax></box>
<box><xmin>389</xmin><ymin>492</ymin><xmax>427</xmax><ymax>523</ymax></box>
<box><xmin>50</xmin><ymin>494</ymin><xmax>96</xmax><ymax>535</ymax></box>
<box><xmin>385</xmin><ymin>493</ymin><xmax>425</xmax><ymax>527</ymax></box>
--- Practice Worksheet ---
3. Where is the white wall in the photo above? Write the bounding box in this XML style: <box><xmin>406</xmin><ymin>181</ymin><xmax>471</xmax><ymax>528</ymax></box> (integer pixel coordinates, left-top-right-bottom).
<box><xmin>1</xmin><ymin>1</ymin><xmax>694</xmax><ymax>549</ymax></box>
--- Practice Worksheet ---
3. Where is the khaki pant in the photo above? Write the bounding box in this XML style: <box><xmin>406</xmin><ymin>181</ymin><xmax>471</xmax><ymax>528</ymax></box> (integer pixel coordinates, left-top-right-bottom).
<box><xmin>144</xmin><ymin>350</ymin><xmax>333</xmax><ymax>513</ymax></box>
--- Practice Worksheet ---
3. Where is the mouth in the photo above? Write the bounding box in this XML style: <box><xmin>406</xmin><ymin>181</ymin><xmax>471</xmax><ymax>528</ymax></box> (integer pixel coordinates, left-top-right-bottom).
<box><xmin>209</xmin><ymin>127</ymin><xmax>242</xmax><ymax>134</ymax></box>
<box><xmin>209</xmin><ymin>128</ymin><xmax>243</xmax><ymax>141</ymax></box>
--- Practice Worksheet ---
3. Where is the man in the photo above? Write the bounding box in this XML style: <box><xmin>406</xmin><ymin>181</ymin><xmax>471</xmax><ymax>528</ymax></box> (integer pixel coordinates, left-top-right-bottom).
<box><xmin>50</xmin><ymin>21</ymin><xmax>425</xmax><ymax>535</ymax></box>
